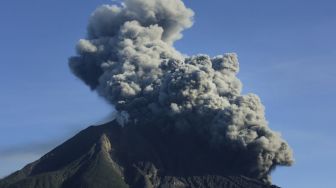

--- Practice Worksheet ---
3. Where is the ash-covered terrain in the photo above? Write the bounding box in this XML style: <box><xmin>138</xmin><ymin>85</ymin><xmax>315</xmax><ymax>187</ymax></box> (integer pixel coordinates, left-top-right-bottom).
<box><xmin>0</xmin><ymin>121</ymin><xmax>280</xmax><ymax>188</ymax></box>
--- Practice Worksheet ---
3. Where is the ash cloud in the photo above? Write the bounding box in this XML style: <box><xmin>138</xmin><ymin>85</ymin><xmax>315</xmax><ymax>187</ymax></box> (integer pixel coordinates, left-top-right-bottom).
<box><xmin>69</xmin><ymin>0</ymin><xmax>293</xmax><ymax>182</ymax></box>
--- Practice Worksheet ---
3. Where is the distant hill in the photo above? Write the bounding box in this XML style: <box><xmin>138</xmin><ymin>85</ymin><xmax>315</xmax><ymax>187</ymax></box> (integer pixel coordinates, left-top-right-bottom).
<box><xmin>0</xmin><ymin>121</ymin><xmax>280</xmax><ymax>188</ymax></box>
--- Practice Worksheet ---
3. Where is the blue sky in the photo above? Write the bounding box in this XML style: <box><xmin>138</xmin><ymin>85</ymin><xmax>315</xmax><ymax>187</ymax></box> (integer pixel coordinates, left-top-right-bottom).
<box><xmin>0</xmin><ymin>0</ymin><xmax>335</xmax><ymax>187</ymax></box>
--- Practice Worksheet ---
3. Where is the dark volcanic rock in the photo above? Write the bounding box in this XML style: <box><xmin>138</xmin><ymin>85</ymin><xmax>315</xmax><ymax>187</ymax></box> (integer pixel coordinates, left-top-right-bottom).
<box><xmin>0</xmin><ymin>121</ymin><xmax>280</xmax><ymax>188</ymax></box>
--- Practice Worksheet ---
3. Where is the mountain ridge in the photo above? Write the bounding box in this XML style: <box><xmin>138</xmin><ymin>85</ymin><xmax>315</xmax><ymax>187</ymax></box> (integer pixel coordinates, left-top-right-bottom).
<box><xmin>0</xmin><ymin>121</ymin><xmax>280</xmax><ymax>188</ymax></box>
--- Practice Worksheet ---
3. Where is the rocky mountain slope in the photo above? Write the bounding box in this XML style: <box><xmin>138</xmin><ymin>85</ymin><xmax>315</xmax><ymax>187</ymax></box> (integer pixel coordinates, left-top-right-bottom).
<box><xmin>0</xmin><ymin>121</ymin><xmax>280</xmax><ymax>188</ymax></box>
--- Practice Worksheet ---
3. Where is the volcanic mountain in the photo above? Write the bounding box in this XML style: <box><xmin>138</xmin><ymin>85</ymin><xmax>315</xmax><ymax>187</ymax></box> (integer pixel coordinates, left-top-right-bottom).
<box><xmin>0</xmin><ymin>121</ymin><xmax>280</xmax><ymax>188</ymax></box>
<box><xmin>0</xmin><ymin>0</ymin><xmax>293</xmax><ymax>187</ymax></box>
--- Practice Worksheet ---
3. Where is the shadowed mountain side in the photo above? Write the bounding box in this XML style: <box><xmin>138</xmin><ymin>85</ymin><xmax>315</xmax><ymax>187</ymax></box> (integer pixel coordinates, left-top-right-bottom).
<box><xmin>0</xmin><ymin>121</ymin><xmax>280</xmax><ymax>188</ymax></box>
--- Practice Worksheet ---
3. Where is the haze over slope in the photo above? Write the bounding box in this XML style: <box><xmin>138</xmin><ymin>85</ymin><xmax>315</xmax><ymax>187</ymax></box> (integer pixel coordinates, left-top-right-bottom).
<box><xmin>69</xmin><ymin>0</ymin><xmax>293</xmax><ymax>182</ymax></box>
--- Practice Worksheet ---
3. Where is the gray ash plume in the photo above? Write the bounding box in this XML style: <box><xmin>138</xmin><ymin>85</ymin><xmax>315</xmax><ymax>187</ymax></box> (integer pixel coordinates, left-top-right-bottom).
<box><xmin>69</xmin><ymin>0</ymin><xmax>293</xmax><ymax>183</ymax></box>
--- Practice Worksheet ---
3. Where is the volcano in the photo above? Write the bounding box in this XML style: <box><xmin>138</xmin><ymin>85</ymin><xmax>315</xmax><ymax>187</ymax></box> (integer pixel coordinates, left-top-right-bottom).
<box><xmin>0</xmin><ymin>121</ymin><xmax>280</xmax><ymax>188</ymax></box>
<box><xmin>0</xmin><ymin>0</ymin><xmax>293</xmax><ymax>187</ymax></box>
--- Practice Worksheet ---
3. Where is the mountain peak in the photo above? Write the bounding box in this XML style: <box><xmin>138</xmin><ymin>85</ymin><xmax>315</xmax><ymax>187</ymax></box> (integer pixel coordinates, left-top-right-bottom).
<box><xmin>0</xmin><ymin>121</ymin><xmax>280</xmax><ymax>188</ymax></box>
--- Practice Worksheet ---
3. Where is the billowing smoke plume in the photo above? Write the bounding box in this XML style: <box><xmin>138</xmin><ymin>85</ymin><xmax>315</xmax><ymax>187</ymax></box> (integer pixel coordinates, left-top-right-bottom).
<box><xmin>69</xmin><ymin>0</ymin><xmax>293</xmax><ymax>182</ymax></box>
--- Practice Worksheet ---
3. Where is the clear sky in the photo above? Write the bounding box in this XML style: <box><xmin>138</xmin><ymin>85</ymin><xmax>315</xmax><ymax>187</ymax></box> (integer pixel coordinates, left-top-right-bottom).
<box><xmin>0</xmin><ymin>0</ymin><xmax>335</xmax><ymax>187</ymax></box>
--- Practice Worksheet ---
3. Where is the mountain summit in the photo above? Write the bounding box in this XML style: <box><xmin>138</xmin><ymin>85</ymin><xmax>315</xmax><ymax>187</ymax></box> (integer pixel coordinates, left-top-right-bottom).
<box><xmin>0</xmin><ymin>121</ymin><xmax>280</xmax><ymax>188</ymax></box>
